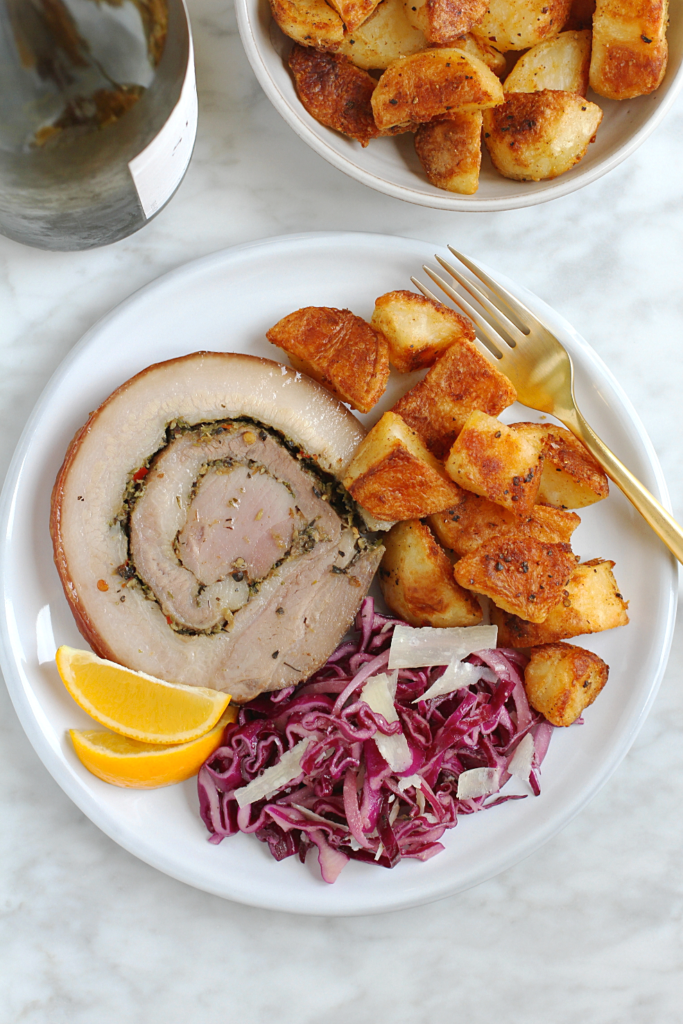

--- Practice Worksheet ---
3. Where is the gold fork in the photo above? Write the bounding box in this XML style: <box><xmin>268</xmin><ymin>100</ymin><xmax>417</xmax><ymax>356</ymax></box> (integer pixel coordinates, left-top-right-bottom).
<box><xmin>412</xmin><ymin>246</ymin><xmax>683</xmax><ymax>566</ymax></box>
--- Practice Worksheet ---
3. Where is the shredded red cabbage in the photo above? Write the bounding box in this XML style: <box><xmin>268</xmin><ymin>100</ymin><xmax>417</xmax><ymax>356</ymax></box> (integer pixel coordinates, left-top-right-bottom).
<box><xmin>198</xmin><ymin>598</ymin><xmax>553</xmax><ymax>883</ymax></box>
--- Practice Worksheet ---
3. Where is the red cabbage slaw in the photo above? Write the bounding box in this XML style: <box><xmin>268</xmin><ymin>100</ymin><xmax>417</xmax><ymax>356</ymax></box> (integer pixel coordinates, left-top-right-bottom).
<box><xmin>198</xmin><ymin>598</ymin><xmax>554</xmax><ymax>883</ymax></box>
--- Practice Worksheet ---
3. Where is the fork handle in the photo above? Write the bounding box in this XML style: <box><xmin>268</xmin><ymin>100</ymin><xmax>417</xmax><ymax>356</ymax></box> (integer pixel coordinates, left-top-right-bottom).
<box><xmin>562</xmin><ymin>408</ymin><xmax>683</xmax><ymax>566</ymax></box>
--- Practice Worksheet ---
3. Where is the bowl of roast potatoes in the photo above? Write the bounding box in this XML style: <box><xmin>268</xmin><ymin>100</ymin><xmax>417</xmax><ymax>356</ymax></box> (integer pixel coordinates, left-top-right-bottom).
<box><xmin>235</xmin><ymin>0</ymin><xmax>683</xmax><ymax>209</ymax></box>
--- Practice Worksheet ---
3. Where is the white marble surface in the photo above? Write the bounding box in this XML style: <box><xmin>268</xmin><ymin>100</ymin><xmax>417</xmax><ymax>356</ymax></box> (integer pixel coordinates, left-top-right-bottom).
<box><xmin>2</xmin><ymin>0</ymin><xmax>683</xmax><ymax>1019</ymax></box>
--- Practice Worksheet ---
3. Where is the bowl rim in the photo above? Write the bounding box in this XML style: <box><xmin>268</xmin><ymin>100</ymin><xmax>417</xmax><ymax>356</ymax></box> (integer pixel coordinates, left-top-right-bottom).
<box><xmin>234</xmin><ymin>0</ymin><xmax>683</xmax><ymax>212</ymax></box>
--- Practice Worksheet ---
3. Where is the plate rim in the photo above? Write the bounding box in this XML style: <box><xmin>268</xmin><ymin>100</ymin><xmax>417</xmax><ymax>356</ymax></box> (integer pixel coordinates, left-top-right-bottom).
<box><xmin>0</xmin><ymin>230</ymin><xmax>678</xmax><ymax>915</ymax></box>
<box><xmin>234</xmin><ymin>0</ymin><xmax>683</xmax><ymax>213</ymax></box>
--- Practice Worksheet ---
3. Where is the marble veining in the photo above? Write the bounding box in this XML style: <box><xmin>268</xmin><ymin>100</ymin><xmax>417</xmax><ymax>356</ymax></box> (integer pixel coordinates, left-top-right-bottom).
<box><xmin>1</xmin><ymin>0</ymin><xmax>683</xmax><ymax>1019</ymax></box>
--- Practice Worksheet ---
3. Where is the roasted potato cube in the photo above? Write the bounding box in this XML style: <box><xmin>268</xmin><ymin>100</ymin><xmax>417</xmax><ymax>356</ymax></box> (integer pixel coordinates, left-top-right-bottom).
<box><xmin>392</xmin><ymin>341</ymin><xmax>516</xmax><ymax>459</ymax></box>
<box><xmin>473</xmin><ymin>0</ymin><xmax>573</xmax><ymax>51</ymax></box>
<box><xmin>343</xmin><ymin>411</ymin><xmax>464</xmax><ymax>520</ymax></box>
<box><xmin>269</xmin><ymin>0</ymin><xmax>345</xmax><ymax>50</ymax></box>
<box><xmin>289</xmin><ymin>46</ymin><xmax>381</xmax><ymax>147</ymax></box>
<box><xmin>326</xmin><ymin>0</ymin><xmax>382</xmax><ymax>32</ymax></box>
<box><xmin>371</xmin><ymin>47</ymin><xmax>504</xmax><ymax>130</ymax></box>
<box><xmin>372</xmin><ymin>290</ymin><xmax>475</xmax><ymax>373</ymax></box>
<box><xmin>483</xmin><ymin>90</ymin><xmax>603</xmax><ymax>181</ymax></box>
<box><xmin>451</xmin><ymin>32</ymin><xmax>507</xmax><ymax>77</ymax></box>
<box><xmin>504</xmin><ymin>30</ymin><xmax>592</xmax><ymax>94</ymax></box>
<box><xmin>454</xmin><ymin>537</ymin><xmax>577</xmax><ymax>622</ymax></box>
<box><xmin>266</xmin><ymin>305</ymin><xmax>389</xmax><ymax>414</ymax></box>
<box><xmin>403</xmin><ymin>0</ymin><xmax>488</xmax><ymax>44</ymax></box>
<box><xmin>379</xmin><ymin>519</ymin><xmax>483</xmax><ymax>626</ymax></box>
<box><xmin>590</xmin><ymin>0</ymin><xmax>668</xmax><ymax>100</ymax></box>
<box><xmin>492</xmin><ymin>558</ymin><xmax>629</xmax><ymax>646</ymax></box>
<box><xmin>445</xmin><ymin>410</ymin><xmax>544</xmax><ymax>513</ymax></box>
<box><xmin>524</xmin><ymin>641</ymin><xmax>609</xmax><ymax>726</ymax></box>
<box><xmin>429</xmin><ymin>492</ymin><xmax>581</xmax><ymax>555</ymax></box>
<box><xmin>414</xmin><ymin>112</ymin><xmax>483</xmax><ymax>194</ymax></box>
<box><xmin>338</xmin><ymin>0</ymin><xmax>426</xmax><ymax>70</ymax></box>
<box><xmin>565</xmin><ymin>0</ymin><xmax>596</xmax><ymax>31</ymax></box>
<box><xmin>512</xmin><ymin>422</ymin><xmax>609</xmax><ymax>508</ymax></box>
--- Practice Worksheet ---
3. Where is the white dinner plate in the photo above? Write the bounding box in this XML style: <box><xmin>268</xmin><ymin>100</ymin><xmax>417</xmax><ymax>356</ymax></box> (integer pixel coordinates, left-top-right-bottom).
<box><xmin>0</xmin><ymin>232</ymin><xmax>677</xmax><ymax>915</ymax></box>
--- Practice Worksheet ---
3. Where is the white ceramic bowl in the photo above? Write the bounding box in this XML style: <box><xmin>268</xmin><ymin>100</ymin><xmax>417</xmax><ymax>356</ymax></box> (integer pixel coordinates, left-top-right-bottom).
<box><xmin>235</xmin><ymin>0</ymin><xmax>683</xmax><ymax>211</ymax></box>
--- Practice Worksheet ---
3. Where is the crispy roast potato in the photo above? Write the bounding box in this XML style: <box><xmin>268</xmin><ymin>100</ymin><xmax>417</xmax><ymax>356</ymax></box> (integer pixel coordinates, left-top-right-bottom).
<box><xmin>266</xmin><ymin>305</ymin><xmax>389</xmax><ymax>413</ymax></box>
<box><xmin>429</xmin><ymin>492</ymin><xmax>581</xmax><ymax>555</ymax></box>
<box><xmin>327</xmin><ymin>0</ymin><xmax>383</xmax><ymax>32</ymax></box>
<box><xmin>492</xmin><ymin>557</ymin><xmax>629</xmax><ymax>646</ymax></box>
<box><xmin>524</xmin><ymin>641</ymin><xmax>609</xmax><ymax>726</ymax></box>
<box><xmin>414</xmin><ymin>111</ymin><xmax>483</xmax><ymax>194</ymax></box>
<box><xmin>504</xmin><ymin>30</ymin><xmax>592</xmax><ymax>94</ymax></box>
<box><xmin>371</xmin><ymin>47</ymin><xmax>504</xmax><ymax>130</ymax></box>
<box><xmin>454</xmin><ymin>537</ymin><xmax>578</xmax><ymax>622</ymax></box>
<box><xmin>392</xmin><ymin>342</ymin><xmax>517</xmax><ymax>459</ymax></box>
<box><xmin>590</xmin><ymin>0</ymin><xmax>668</xmax><ymax>100</ymax></box>
<box><xmin>483</xmin><ymin>90</ymin><xmax>603</xmax><ymax>181</ymax></box>
<box><xmin>379</xmin><ymin>519</ymin><xmax>483</xmax><ymax>626</ymax></box>
<box><xmin>338</xmin><ymin>0</ymin><xmax>427</xmax><ymax>70</ymax></box>
<box><xmin>403</xmin><ymin>0</ymin><xmax>488</xmax><ymax>44</ymax></box>
<box><xmin>289</xmin><ymin>46</ymin><xmax>382</xmax><ymax>146</ymax></box>
<box><xmin>372</xmin><ymin>290</ymin><xmax>476</xmax><ymax>373</ymax></box>
<box><xmin>473</xmin><ymin>0</ymin><xmax>573</xmax><ymax>51</ymax></box>
<box><xmin>451</xmin><ymin>32</ymin><xmax>507</xmax><ymax>77</ymax></box>
<box><xmin>444</xmin><ymin>410</ymin><xmax>544</xmax><ymax>514</ymax></box>
<box><xmin>512</xmin><ymin>422</ymin><xmax>609</xmax><ymax>508</ymax></box>
<box><xmin>343</xmin><ymin>411</ymin><xmax>464</xmax><ymax>520</ymax></box>
<box><xmin>269</xmin><ymin>0</ymin><xmax>345</xmax><ymax>50</ymax></box>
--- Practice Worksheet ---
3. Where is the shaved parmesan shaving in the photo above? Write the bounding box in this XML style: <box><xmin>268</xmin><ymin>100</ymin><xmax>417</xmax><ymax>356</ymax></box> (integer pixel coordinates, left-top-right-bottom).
<box><xmin>507</xmin><ymin>733</ymin><xmax>535</xmax><ymax>783</ymax></box>
<box><xmin>235</xmin><ymin>738</ymin><xmax>311</xmax><ymax>807</ymax></box>
<box><xmin>397</xmin><ymin>774</ymin><xmax>423</xmax><ymax>792</ymax></box>
<box><xmin>389</xmin><ymin>624</ymin><xmax>498</xmax><ymax>669</ymax></box>
<box><xmin>415</xmin><ymin>659</ymin><xmax>483</xmax><ymax>702</ymax></box>
<box><xmin>362</xmin><ymin>672</ymin><xmax>412</xmax><ymax>773</ymax></box>
<box><xmin>457</xmin><ymin>767</ymin><xmax>501</xmax><ymax>800</ymax></box>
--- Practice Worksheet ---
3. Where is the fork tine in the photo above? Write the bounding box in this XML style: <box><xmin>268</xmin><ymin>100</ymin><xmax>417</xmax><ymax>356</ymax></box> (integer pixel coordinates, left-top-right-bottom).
<box><xmin>447</xmin><ymin>246</ymin><xmax>537</xmax><ymax>330</ymax></box>
<box><xmin>435</xmin><ymin>255</ymin><xmax>527</xmax><ymax>347</ymax></box>
<box><xmin>418</xmin><ymin>267</ymin><xmax>505</xmax><ymax>360</ymax></box>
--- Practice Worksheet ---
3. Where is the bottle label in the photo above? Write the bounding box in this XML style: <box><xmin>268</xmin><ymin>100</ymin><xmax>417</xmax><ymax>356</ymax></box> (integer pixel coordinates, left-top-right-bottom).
<box><xmin>128</xmin><ymin>33</ymin><xmax>198</xmax><ymax>220</ymax></box>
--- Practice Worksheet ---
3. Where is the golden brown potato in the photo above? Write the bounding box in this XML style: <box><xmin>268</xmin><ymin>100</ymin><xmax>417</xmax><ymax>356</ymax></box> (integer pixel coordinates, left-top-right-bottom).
<box><xmin>429</xmin><ymin>492</ymin><xmax>581</xmax><ymax>555</ymax></box>
<box><xmin>327</xmin><ymin>0</ymin><xmax>383</xmax><ymax>32</ymax></box>
<box><xmin>289</xmin><ymin>46</ymin><xmax>382</xmax><ymax>147</ymax></box>
<box><xmin>266</xmin><ymin>305</ymin><xmax>389</xmax><ymax>414</ymax></box>
<box><xmin>403</xmin><ymin>0</ymin><xmax>488</xmax><ymax>43</ymax></box>
<box><xmin>590</xmin><ymin>0</ymin><xmax>668</xmax><ymax>100</ymax></box>
<box><xmin>504</xmin><ymin>30</ymin><xmax>592</xmax><ymax>94</ymax></box>
<box><xmin>379</xmin><ymin>519</ymin><xmax>483</xmax><ymax>626</ymax></box>
<box><xmin>483</xmin><ymin>90</ymin><xmax>603</xmax><ymax>181</ymax></box>
<box><xmin>564</xmin><ymin>0</ymin><xmax>596</xmax><ymax>31</ymax></box>
<box><xmin>445</xmin><ymin>410</ymin><xmax>544</xmax><ymax>514</ymax></box>
<box><xmin>512</xmin><ymin>422</ymin><xmax>609</xmax><ymax>508</ymax></box>
<box><xmin>371</xmin><ymin>47</ymin><xmax>504</xmax><ymax>130</ymax></box>
<box><xmin>343</xmin><ymin>411</ymin><xmax>464</xmax><ymax>520</ymax></box>
<box><xmin>524</xmin><ymin>641</ymin><xmax>609</xmax><ymax>726</ymax></box>
<box><xmin>392</xmin><ymin>341</ymin><xmax>517</xmax><ymax>459</ymax></box>
<box><xmin>454</xmin><ymin>537</ymin><xmax>577</xmax><ymax>622</ymax></box>
<box><xmin>492</xmin><ymin>558</ymin><xmax>629</xmax><ymax>646</ymax></box>
<box><xmin>414</xmin><ymin>112</ymin><xmax>483</xmax><ymax>194</ymax></box>
<box><xmin>372</xmin><ymin>290</ymin><xmax>476</xmax><ymax>373</ymax></box>
<box><xmin>338</xmin><ymin>0</ymin><xmax>426</xmax><ymax>70</ymax></box>
<box><xmin>447</xmin><ymin>33</ymin><xmax>507</xmax><ymax>77</ymax></box>
<box><xmin>269</xmin><ymin>0</ymin><xmax>345</xmax><ymax>50</ymax></box>
<box><xmin>473</xmin><ymin>0</ymin><xmax>573</xmax><ymax>51</ymax></box>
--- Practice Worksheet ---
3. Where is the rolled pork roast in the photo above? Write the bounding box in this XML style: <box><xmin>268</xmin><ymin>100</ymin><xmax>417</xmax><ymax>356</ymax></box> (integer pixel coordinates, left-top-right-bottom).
<box><xmin>51</xmin><ymin>352</ymin><xmax>384</xmax><ymax>702</ymax></box>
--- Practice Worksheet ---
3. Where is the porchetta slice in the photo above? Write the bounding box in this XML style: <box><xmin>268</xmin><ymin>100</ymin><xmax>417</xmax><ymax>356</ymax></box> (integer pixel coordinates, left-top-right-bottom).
<box><xmin>51</xmin><ymin>352</ymin><xmax>383</xmax><ymax>702</ymax></box>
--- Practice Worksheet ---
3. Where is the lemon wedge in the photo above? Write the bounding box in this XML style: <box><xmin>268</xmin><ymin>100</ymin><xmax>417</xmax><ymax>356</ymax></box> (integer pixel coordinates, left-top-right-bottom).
<box><xmin>69</xmin><ymin>709</ymin><xmax>237</xmax><ymax>788</ymax></box>
<box><xmin>56</xmin><ymin>646</ymin><xmax>232</xmax><ymax>744</ymax></box>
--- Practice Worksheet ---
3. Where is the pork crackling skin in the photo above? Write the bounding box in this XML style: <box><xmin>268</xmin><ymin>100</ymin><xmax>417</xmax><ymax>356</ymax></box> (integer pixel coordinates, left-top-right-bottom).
<box><xmin>51</xmin><ymin>352</ymin><xmax>383</xmax><ymax>702</ymax></box>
